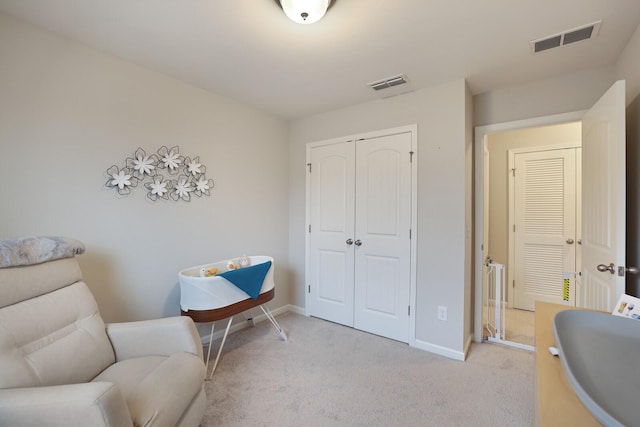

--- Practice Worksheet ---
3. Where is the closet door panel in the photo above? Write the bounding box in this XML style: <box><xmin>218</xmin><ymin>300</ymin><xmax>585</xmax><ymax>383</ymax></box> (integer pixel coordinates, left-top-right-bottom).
<box><xmin>307</xmin><ymin>142</ymin><xmax>355</xmax><ymax>326</ymax></box>
<box><xmin>354</xmin><ymin>133</ymin><xmax>412</xmax><ymax>342</ymax></box>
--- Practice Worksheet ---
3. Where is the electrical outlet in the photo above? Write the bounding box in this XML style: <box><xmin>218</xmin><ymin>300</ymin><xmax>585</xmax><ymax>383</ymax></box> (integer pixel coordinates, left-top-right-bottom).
<box><xmin>437</xmin><ymin>306</ymin><xmax>448</xmax><ymax>321</ymax></box>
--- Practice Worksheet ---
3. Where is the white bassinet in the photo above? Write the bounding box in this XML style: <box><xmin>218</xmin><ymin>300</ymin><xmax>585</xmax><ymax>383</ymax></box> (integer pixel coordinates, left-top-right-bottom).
<box><xmin>179</xmin><ymin>255</ymin><xmax>287</xmax><ymax>378</ymax></box>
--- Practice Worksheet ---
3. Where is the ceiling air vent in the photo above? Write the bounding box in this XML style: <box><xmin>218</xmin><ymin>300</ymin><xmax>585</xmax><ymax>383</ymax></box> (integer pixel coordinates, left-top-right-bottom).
<box><xmin>368</xmin><ymin>74</ymin><xmax>408</xmax><ymax>91</ymax></box>
<box><xmin>530</xmin><ymin>20</ymin><xmax>601</xmax><ymax>53</ymax></box>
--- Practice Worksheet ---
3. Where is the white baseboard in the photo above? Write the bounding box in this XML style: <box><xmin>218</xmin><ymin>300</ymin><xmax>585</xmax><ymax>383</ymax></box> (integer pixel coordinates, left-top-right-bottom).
<box><xmin>413</xmin><ymin>338</ymin><xmax>466</xmax><ymax>361</ymax></box>
<box><xmin>285</xmin><ymin>304</ymin><xmax>305</xmax><ymax>315</ymax></box>
<box><xmin>200</xmin><ymin>303</ymin><xmax>303</xmax><ymax>345</ymax></box>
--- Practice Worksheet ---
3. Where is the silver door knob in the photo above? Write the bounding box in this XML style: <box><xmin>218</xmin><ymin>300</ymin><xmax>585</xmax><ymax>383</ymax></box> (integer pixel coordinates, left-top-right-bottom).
<box><xmin>346</xmin><ymin>238</ymin><xmax>353</xmax><ymax>245</ymax></box>
<box><xmin>596</xmin><ymin>263</ymin><xmax>616</xmax><ymax>274</ymax></box>
<box><xmin>626</xmin><ymin>267</ymin><xmax>639</xmax><ymax>275</ymax></box>
<box><xmin>354</xmin><ymin>239</ymin><xmax>362</xmax><ymax>246</ymax></box>
<box><xmin>566</xmin><ymin>238</ymin><xmax>574</xmax><ymax>244</ymax></box>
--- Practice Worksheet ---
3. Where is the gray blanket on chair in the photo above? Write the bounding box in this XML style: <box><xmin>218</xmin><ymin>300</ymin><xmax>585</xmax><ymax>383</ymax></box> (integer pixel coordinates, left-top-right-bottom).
<box><xmin>0</xmin><ymin>236</ymin><xmax>85</xmax><ymax>268</ymax></box>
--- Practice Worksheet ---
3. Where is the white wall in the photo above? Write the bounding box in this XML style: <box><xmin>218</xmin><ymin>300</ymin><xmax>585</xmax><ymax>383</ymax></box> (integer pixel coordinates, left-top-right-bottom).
<box><xmin>0</xmin><ymin>14</ymin><xmax>290</xmax><ymax>331</ymax></box>
<box><xmin>289</xmin><ymin>80</ymin><xmax>471</xmax><ymax>357</ymax></box>
<box><xmin>617</xmin><ymin>23</ymin><xmax>640</xmax><ymax>103</ymax></box>
<box><xmin>472</xmin><ymin>21</ymin><xmax>638</xmax><ymax>127</ymax></box>
<box><xmin>473</xmin><ymin>66</ymin><xmax>616</xmax><ymax>127</ymax></box>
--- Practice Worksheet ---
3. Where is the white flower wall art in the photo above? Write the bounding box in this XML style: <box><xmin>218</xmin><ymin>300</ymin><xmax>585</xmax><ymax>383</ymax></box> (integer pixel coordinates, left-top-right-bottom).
<box><xmin>105</xmin><ymin>146</ymin><xmax>214</xmax><ymax>202</ymax></box>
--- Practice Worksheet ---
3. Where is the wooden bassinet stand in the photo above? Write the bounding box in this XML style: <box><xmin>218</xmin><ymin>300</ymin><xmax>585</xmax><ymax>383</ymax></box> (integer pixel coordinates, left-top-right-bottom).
<box><xmin>179</xmin><ymin>256</ymin><xmax>287</xmax><ymax>379</ymax></box>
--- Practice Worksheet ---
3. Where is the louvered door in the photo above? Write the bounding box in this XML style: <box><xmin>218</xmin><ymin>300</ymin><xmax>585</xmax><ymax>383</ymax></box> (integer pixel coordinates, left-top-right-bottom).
<box><xmin>513</xmin><ymin>148</ymin><xmax>577</xmax><ymax>311</ymax></box>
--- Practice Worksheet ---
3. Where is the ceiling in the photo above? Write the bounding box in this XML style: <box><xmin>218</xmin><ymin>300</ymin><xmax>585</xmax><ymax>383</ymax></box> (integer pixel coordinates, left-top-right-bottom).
<box><xmin>1</xmin><ymin>0</ymin><xmax>639</xmax><ymax>120</ymax></box>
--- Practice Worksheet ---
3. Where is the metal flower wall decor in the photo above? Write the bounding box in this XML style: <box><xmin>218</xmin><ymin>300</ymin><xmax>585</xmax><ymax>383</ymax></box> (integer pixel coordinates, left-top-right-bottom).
<box><xmin>105</xmin><ymin>146</ymin><xmax>214</xmax><ymax>202</ymax></box>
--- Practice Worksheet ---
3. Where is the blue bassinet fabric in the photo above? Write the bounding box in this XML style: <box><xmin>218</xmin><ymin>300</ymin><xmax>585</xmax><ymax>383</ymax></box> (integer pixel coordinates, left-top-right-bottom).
<box><xmin>219</xmin><ymin>260</ymin><xmax>271</xmax><ymax>299</ymax></box>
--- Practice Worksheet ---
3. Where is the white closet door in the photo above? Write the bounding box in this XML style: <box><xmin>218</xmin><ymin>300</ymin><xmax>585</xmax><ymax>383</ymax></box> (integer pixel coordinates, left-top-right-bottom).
<box><xmin>513</xmin><ymin>148</ymin><xmax>576</xmax><ymax>311</ymax></box>
<box><xmin>307</xmin><ymin>142</ymin><xmax>356</xmax><ymax>326</ymax></box>
<box><xmin>353</xmin><ymin>133</ymin><xmax>412</xmax><ymax>342</ymax></box>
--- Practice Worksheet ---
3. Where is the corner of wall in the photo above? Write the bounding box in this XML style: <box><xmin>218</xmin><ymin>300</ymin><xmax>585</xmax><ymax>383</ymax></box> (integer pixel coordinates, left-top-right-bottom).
<box><xmin>472</xmin><ymin>66</ymin><xmax>616</xmax><ymax>127</ymax></box>
<box><xmin>616</xmin><ymin>22</ymin><xmax>640</xmax><ymax>104</ymax></box>
<box><xmin>626</xmin><ymin>94</ymin><xmax>640</xmax><ymax>297</ymax></box>
<box><xmin>413</xmin><ymin>338</ymin><xmax>467</xmax><ymax>362</ymax></box>
<box><xmin>464</xmin><ymin>80</ymin><xmax>475</xmax><ymax>343</ymax></box>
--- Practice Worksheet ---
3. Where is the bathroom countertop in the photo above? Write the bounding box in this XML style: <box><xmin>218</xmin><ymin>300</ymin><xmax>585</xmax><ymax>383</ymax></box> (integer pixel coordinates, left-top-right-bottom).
<box><xmin>534</xmin><ymin>301</ymin><xmax>600</xmax><ymax>426</ymax></box>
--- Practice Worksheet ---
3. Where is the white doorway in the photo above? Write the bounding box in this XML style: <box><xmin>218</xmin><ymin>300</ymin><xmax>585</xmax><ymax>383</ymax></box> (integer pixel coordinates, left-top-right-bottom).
<box><xmin>474</xmin><ymin>80</ymin><xmax>628</xmax><ymax>344</ymax></box>
<box><xmin>481</xmin><ymin>122</ymin><xmax>581</xmax><ymax>347</ymax></box>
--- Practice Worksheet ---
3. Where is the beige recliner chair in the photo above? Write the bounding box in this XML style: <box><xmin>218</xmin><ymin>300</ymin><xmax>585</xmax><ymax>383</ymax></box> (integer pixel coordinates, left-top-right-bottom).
<box><xmin>0</xmin><ymin>237</ymin><xmax>206</xmax><ymax>427</ymax></box>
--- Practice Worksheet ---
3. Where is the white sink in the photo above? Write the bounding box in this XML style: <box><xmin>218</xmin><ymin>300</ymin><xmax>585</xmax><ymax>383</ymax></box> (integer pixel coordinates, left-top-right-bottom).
<box><xmin>553</xmin><ymin>310</ymin><xmax>640</xmax><ymax>427</ymax></box>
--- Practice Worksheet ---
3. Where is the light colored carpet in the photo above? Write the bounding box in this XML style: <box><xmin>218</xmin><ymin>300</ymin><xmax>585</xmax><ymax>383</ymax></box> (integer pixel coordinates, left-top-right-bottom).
<box><xmin>202</xmin><ymin>312</ymin><xmax>535</xmax><ymax>426</ymax></box>
<box><xmin>504</xmin><ymin>308</ymin><xmax>535</xmax><ymax>346</ymax></box>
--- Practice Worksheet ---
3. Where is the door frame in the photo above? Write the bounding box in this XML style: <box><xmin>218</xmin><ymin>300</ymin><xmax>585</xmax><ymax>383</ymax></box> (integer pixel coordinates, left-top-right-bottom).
<box><xmin>473</xmin><ymin>111</ymin><xmax>586</xmax><ymax>343</ymax></box>
<box><xmin>508</xmin><ymin>144</ymin><xmax>581</xmax><ymax>310</ymax></box>
<box><xmin>305</xmin><ymin>124</ymin><xmax>418</xmax><ymax>346</ymax></box>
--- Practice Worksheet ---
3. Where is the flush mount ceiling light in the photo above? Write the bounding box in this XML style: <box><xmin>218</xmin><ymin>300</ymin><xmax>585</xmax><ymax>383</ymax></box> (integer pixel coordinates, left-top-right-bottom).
<box><xmin>276</xmin><ymin>0</ymin><xmax>336</xmax><ymax>24</ymax></box>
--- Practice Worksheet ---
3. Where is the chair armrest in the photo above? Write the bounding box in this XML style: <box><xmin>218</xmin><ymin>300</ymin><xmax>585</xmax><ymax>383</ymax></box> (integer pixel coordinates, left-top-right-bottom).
<box><xmin>0</xmin><ymin>382</ymin><xmax>132</xmax><ymax>427</ymax></box>
<box><xmin>106</xmin><ymin>316</ymin><xmax>203</xmax><ymax>361</ymax></box>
